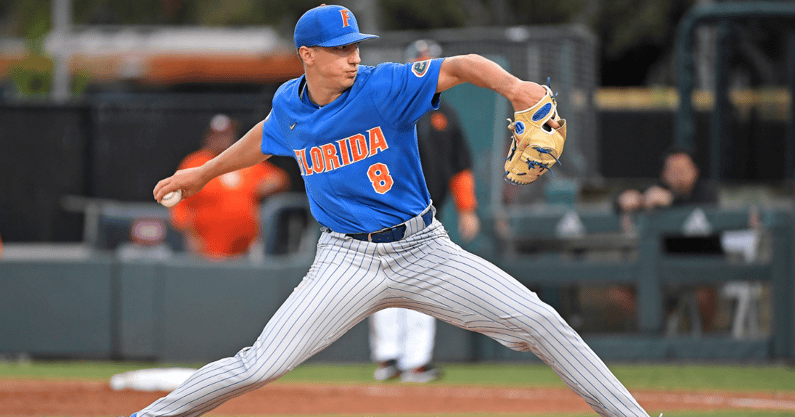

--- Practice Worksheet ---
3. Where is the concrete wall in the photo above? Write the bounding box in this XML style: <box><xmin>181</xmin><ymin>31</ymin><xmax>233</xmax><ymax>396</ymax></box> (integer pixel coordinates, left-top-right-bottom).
<box><xmin>0</xmin><ymin>252</ymin><xmax>477</xmax><ymax>363</ymax></box>
<box><xmin>2</xmin><ymin>204</ymin><xmax>791</xmax><ymax>365</ymax></box>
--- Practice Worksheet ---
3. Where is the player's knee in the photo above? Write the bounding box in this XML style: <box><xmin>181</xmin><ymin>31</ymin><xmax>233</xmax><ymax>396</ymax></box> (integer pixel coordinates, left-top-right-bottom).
<box><xmin>536</xmin><ymin>304</ymin><xmax>565</xmax><ymax>324</ymax></box>
<box><xmin>233</xmin><ymin>346</ymin><xmax>287</xmax><ymax>382</ymax></box>
<box><xmin>510</xmin><ymin>306</ymin><xmax>568</xmax><ymax>340</ymax></box>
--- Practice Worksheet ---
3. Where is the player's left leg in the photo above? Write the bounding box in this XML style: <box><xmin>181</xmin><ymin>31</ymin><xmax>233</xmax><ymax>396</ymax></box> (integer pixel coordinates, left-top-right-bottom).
<box><xmin>385</xmin><ymin>219</ymin><xmax>649</xmax><ymax>417</ymax></box>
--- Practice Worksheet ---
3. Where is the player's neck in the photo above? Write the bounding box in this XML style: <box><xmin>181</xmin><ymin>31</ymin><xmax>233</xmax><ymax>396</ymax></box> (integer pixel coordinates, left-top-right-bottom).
<box><xmin>303</xmin><ymin>77</ymin><xmax>343</xmax><ymax>107</ymax></box>
<box><xmin>306</xmin><ymin>88</ymin><xmax>326</xmax><ymax>108</ymax></box>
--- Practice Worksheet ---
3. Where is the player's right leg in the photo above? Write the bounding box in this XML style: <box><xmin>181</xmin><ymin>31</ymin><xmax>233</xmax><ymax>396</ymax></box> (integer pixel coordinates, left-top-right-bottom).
<box><xmin>443</xmin><ymin>251</ymin><xmax>648</xmax><ymax>416</ymax></box>
<box><xmin>134</xmin><ymin>233</ymin><xmax>386</xmax><ymax>417</ymax></box>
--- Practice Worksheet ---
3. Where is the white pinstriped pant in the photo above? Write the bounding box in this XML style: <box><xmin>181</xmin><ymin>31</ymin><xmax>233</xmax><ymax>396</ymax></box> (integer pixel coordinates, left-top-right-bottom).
<box><xmin>137</xmin><ymin>211</ymin><xmax>650</xmax><ymax>417</ymax></box>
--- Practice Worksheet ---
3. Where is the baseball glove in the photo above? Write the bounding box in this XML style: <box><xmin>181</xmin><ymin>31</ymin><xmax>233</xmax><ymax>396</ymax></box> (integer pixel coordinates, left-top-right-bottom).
<box><xmin>504</xmin><ymin>84</ymin><xmax>567</xmax><ymax>185</ymax></box>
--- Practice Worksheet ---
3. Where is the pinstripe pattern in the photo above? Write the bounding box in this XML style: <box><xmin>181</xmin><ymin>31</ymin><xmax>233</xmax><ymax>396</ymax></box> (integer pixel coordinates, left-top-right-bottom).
<box><xmin>136</xmin><ymin>211</ymin><xmax>649</xmax><ymax>417</ymax></box>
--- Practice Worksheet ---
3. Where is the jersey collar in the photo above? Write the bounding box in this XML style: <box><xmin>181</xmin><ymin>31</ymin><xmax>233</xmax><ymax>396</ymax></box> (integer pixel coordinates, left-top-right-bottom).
<box><xmin>298</xmin><ymin>77</ymin><xmax>324</xmax><ymax>110</ymax></box>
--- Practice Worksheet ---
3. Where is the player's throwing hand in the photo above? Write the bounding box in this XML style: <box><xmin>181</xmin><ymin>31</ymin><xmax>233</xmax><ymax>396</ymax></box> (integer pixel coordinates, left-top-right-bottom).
<box><xmin>153</xmin><ymin>166</ymin><xmax>206</xmax><ymax>204</ymax></box>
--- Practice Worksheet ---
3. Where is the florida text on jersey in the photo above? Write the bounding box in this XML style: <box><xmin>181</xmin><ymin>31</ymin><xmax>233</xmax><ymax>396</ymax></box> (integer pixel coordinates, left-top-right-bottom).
<box><xmin>261</xmin><ymin>59</ymin><xmax>443</xmax><ymax>234</ymax></box>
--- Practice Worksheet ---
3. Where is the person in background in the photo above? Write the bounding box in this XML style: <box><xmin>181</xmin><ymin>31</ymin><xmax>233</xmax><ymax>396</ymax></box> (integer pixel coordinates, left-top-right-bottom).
<box><xmin>368</xmin><ymin>39</ymin><xmax>480</xmax><ymax>383</ymax></box>
<box><xmin>170</xmin><ymin>114</ymin><xmax>290</xmax><ymax>260</ymax></box>
<box><xmin>615</xmin><ymin>146</ymin><xmax>717</xmax><ymax>215</ymax></box>
<box><xmin>612</xmin><ymin>146</ymin><xmax>719</xmax><ymax>332</ymax></box>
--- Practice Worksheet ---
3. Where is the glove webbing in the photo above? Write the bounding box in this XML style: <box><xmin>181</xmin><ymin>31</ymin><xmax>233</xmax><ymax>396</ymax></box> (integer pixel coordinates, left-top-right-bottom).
<box><xmin>503</xmin><ymin>144</ymin><xmax>563</xmax><ymax>185</ymax></box>
<box><xmin>503</xmin><ymin>149</ymin><xmax>557</xmax><ymax>185</ymax></box>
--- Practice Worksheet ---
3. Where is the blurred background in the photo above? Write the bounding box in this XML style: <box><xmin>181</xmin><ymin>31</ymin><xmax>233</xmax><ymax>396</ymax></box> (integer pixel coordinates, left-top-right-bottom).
<box><xmin>1</xmin><ymin>0</ymin><xmax>792</xmax><ymax>241</ymax></box>
<box><xmin>1</xmin><ymin>0</ymin><xmax>795</xmax><ymax>365</ymax></box>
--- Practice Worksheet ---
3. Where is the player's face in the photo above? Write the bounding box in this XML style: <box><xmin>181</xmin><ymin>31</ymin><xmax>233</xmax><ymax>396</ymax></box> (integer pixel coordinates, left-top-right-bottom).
<box><xmin>313</xmin><ymin>43</ymin><xmax>361</xmax><ymax>90</ymax></box>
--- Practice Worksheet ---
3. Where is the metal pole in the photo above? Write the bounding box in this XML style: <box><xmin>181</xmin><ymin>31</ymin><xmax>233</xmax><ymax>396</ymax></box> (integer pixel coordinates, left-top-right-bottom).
<box><xmin>711</xmin><ymin>21</ymin><xmax>731</xmax><ymax>180</ymax></box>
<box><xmin>50</xmin><ymin>0</ymin><xmax>72</xmax><ymax>102</ymax></box>
<box><xmin>675</xmin><ymin>1</ymin><xmax>795</xmax><ymax>153</ymax></box>
<box><xmin>674</xmin><ymin>5</ymin><xmax>698</xmax><ymax>150</ymax></box>
<box><xmin>636</xmin><ymin>214</ymin><xmax>664</xmax><ymax>333</ymax></box>
<box><xmin>788</xmin><ymin>30</ymin><xmax>795</xmax><ymax>182</ymax></box>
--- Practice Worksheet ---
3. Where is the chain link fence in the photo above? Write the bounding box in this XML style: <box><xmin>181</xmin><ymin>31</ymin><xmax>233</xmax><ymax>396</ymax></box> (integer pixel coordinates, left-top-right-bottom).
<box><xmin>362</xmin><ymin>25</ymin><xmax>599</xmax><ymax>208</ymax></box>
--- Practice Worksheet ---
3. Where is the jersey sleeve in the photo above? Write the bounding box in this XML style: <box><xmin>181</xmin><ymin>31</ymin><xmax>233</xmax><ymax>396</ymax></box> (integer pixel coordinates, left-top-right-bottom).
<box><xmin>371</xmin><ymin>58</ymin><xmax>443</xmax><ymax>129</ymax></box>
<box><xmin>260</xmin><ymin>110</ymin><xmax>292</xmax><ymax>156</ymax></box>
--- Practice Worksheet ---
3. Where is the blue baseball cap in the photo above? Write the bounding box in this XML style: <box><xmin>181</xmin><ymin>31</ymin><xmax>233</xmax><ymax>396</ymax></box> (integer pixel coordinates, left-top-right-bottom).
<box><xmin>294</xmin><ymin>5</ymin><xmax>378</xmax><ymax>49</ymax></box>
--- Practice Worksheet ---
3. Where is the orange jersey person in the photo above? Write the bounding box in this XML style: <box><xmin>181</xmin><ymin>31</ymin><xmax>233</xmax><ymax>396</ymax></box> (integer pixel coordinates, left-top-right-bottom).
<box><xmin>170</xmin><ymin>114</ymin><xmax>290</xmax><ymax>259</ymax></box>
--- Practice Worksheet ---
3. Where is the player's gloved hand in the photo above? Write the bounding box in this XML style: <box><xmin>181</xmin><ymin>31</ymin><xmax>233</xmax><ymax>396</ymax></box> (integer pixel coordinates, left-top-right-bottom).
<box><xmin>503</xmin><ymin>82</ymin><xmax>566</xmax><ymax>185</ymax></box>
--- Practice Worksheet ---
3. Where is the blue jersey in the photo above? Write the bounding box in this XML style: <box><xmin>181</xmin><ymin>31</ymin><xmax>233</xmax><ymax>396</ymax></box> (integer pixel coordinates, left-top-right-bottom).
<box><xmin>261</xmin><ymin>59</ymin><xmax>443</xmax><ymax>234</ymax></box>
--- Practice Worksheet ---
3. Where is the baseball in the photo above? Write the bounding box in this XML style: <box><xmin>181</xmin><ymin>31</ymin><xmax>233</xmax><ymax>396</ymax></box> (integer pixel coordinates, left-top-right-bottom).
<box><xmin>160</xmin><ymin>190</ymin><xmax>182</xmax><ymax>207</ymax></box>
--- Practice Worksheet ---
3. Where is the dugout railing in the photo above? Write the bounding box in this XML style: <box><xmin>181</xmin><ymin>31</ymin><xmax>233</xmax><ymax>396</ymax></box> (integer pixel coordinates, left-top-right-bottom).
<box><xmin>474</xmin><ymin>205</ymin><xmax>794</xmax><ymax>362</ymax></box>
<box><xmin>1</xmin><ymin>204</ymin><xmax>794</xmax><ymax>363</ymax></box>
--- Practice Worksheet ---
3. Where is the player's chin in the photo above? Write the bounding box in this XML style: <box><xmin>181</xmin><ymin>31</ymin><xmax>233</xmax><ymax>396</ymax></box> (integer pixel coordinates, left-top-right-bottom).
<box><xmin>340</xmin><ymin>78</ymin><xmax>356</xmax><ymax>90</ymax></box>
<box><xmin>343</xmin><ymin>70</ymin><xmax>357</xmax><ymax>82</ymax></box>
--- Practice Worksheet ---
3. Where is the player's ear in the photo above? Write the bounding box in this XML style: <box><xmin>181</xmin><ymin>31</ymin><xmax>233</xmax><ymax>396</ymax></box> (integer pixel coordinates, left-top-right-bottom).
<box><xmin>298</xmin><ymin>46</ymin><xmax>314</xmax><ymax>65</ymax></box>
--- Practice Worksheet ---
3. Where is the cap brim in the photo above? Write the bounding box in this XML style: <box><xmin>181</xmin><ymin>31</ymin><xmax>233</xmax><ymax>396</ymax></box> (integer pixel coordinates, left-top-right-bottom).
<box><xmin>317</xmin><ymin>32</ymin><xmax>378</xmax><ymax>47</ymax></box>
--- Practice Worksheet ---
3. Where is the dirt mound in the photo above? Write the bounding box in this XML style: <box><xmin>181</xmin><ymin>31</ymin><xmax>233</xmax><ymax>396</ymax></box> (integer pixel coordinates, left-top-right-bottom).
<box><xmin>2</xmin><ymin>378</ymin><xmax>794</xmax><ymax>415</ymax></box>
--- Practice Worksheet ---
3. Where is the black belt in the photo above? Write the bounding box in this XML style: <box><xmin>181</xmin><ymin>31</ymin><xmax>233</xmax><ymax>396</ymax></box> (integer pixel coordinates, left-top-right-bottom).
<box><xmin>347</xmin><ymin>209</ymin><xmax>433</xmax><ymax>243</ymax></box>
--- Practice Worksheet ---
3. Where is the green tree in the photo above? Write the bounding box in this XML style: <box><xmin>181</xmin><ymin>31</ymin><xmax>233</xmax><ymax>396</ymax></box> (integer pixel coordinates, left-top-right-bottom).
<box><xmin>0</xmin><ymin>0</ymin><xmax>702</xmax><ymax>86</ymax></box>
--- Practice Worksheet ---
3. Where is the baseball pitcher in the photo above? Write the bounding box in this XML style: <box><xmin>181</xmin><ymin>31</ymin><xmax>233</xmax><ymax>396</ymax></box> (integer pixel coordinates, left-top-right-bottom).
<box><xmin>141</xmin><ymin>5</ymin><xmax>652</xmax><ymax>417</ymax></box>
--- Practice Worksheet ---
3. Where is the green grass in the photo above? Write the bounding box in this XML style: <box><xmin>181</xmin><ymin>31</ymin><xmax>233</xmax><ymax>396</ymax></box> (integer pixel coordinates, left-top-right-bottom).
<box><xmin>606</xmin><ymin>363</ymin><xmax>795</xmax><ymax>392</ymax></box>
<box><xmin>1</xmin><ymin>360</ymin><xmax>794</xmax><ymax>394</ymax></box>
<box><xmin>281</xmin><ymin>362</ymin><xmax>795</xmax><ymax>393</ymax></box>
<box><xmin>0</xmin><ymin>360</ymin><xmax>180</xmax><ymax>380</ymax></box>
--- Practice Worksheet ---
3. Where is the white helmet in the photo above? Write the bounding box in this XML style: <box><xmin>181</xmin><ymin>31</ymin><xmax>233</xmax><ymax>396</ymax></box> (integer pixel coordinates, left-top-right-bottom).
<box><xmin>404</xmin><ymin>39</ymin><xmax>442</xmax><ymax>62</ymax></box>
